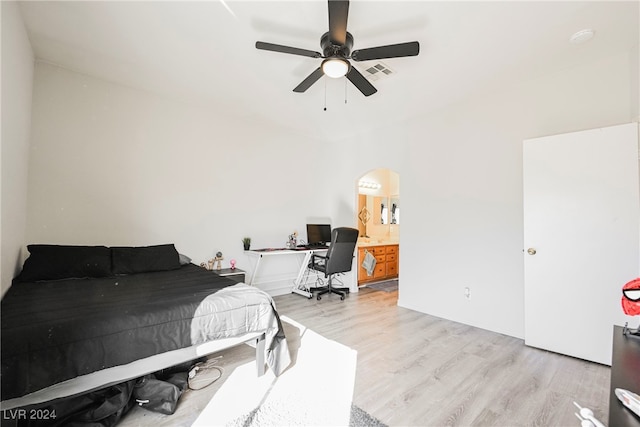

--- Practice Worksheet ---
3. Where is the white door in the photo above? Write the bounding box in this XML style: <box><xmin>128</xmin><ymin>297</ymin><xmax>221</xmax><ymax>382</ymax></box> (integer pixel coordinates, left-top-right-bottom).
<box><xmin>523</xmin><ymin>123</ymin><xmax>639</xmax><ymax>365</ymax></box>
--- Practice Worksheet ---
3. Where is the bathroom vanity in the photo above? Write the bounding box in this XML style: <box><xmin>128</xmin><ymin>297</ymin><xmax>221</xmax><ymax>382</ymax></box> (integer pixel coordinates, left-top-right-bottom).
<box><xmin>357</xmin><ymin>243</ymin><xmax>399</xmax><ymax>285</ymax></box>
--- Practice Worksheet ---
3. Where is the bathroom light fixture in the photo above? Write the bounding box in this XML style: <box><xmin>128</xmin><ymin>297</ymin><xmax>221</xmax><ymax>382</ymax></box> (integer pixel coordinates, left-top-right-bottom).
<box><xmin>322</xmin><ymin>57</ymin><xmax>350</xmax><ymax>78</ymax></box>
<box><xmin>570</xmin><ymin>29</ymin><xmax>595</xmax><ymax>44</ymax></box>
<box><xmin>359</xmin><ymin>181</ymin><xmax>381</xmax><ymax>190</ymax></box>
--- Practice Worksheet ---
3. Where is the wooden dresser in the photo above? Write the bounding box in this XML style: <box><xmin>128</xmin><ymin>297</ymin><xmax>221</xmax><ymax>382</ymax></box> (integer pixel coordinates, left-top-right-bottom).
<box><xmin>358</xmin><ymin>244</ymin><xmax>399</xmax><ymax>285</ymax></box>
<box><xmin>609</xmin><ymin>325</ymin><xmax>640</xmax><ymax>427</ymax></box>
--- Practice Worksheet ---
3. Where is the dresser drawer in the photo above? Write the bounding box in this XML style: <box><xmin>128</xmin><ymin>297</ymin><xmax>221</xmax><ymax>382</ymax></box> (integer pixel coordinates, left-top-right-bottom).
<box><xmin>373</xmin><ymin>263</ymin><xmax>386</xmax><ymax>278</ymax></box>
<box><xmin>386</xmin><ymin>262</ymin><xmax>398</xmax><ymax>277</ymax></box>
<box><xmin>371</xmin><ymin>246</ymin><xmax>386</xmax><ymax>256</ymax></box>
<box><xmin>357</xmin><ymin>244</ymin><xmax>399</xmax><ymax>285</ymax></box>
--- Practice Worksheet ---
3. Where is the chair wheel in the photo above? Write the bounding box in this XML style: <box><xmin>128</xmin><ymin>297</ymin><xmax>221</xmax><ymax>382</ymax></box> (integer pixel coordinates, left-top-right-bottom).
<box><xmin>340</xmin><ymin>295</ymin><xmax>345</xmax><ymax>300</ymax></box>
<box><xmin>317</xmin><ymin>295</ymin><xmax>322</xmax><ymax>300</ymax></box>
<box><xmin>307</xmin><ymin>295</ymin><xmax>313</xmax><ymax>299</ymax></box>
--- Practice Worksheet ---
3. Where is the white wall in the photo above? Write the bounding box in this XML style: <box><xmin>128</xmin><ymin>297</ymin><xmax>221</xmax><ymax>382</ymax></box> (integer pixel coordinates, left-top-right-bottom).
<box><xmin>1</xmin><ymin>2</ymin><xmax>33</xmax><ymax>296</ymax></box>
<box><xmin>26</xmin><ymin>49</ymin><xmax>636</xmax><ymax>338</ymax></box>
<box><xmin>632</xmin><ymin>43</ymin><xmax>640</xmax><ymax>122</ymax></box>
<box><xmin>334</xmin><ymin>51</ymin><xmax>636</xmax><ymax>339</ymax></box>
<box><xmin>27</xmin><ymin>62</ymin><xmax>354</xmax><ymax>295</ymax></box>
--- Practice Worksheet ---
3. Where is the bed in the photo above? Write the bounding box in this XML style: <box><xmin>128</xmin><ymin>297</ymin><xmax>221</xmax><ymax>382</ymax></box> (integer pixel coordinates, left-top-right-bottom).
<box><xmin>1</xmin><ymin>244</ymin><xmax>290</xmax><ymax>411</ymax></box>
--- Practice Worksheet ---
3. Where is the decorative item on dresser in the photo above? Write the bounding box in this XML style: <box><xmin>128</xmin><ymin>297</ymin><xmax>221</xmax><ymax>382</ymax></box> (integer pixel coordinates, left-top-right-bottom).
<box><xmin>358</xmin><ymin>244</ymin><xmax>398</xmax><ymax>285</ymax></box>
<box><xmin>242</xmin><ymin>237</ymin><xmax>251</xmax><ymax>251</ymax></box>
<box><xmin>213</xmin><ymin>251</ymin><xmax>224</xmax><ymax>270</ymax></box>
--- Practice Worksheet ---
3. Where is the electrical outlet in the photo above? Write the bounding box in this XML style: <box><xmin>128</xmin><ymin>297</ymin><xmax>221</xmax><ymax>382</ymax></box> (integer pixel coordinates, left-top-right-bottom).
<box><xmin>464</xmin><ymin>287</ymin><xmax>471</xmax><ymax>299</ymax></box>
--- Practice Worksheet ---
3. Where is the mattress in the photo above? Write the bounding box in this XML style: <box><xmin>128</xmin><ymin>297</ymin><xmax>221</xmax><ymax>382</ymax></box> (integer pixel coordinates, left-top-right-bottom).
<box><xmin>1</xmin><ymin>264</ymin><xmax>289</xmax><ymax>402</ymax></box>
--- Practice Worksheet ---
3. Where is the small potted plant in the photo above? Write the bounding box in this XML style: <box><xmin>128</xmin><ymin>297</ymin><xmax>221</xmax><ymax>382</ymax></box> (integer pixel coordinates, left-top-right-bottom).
<box><xmin>242</xmin><ymin>237</ymin><xmax>251</xmax><ymax>251</ymax></box>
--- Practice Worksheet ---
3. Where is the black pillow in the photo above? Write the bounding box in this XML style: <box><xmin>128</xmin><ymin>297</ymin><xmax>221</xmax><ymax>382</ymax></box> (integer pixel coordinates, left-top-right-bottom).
<box><xmin>111</xmin><ymin>244</ymin><xmax>181</xmax><ymax>275</ymax></box>
<box><xmin>16</xmin><ymin>245</ymin><xmax>112</xmax><ymax>282</ymax></box>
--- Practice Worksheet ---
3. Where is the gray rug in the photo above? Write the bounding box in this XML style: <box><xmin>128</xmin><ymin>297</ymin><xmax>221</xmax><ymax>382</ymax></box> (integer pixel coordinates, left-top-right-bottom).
<box><xmin>230</xmin><ymin>402</ymin><xmax>387</xmax><ymax>427</ymax></box>
<box><xmin>349</xmin><ymin>404</ymin><xmax>388</xmax><ymax>427</ymax></box>
<box><xmin>366</xmin><ymin>279</ymin><xmax>398</xmax><ymax>292</ymax></box>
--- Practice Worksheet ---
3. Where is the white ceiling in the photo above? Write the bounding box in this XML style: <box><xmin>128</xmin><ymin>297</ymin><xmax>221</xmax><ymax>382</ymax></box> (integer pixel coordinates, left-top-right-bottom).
<box><xmin>18</xmin><ymin>1</ymin><xmax>640</xmax><ymax>140</ymax></box>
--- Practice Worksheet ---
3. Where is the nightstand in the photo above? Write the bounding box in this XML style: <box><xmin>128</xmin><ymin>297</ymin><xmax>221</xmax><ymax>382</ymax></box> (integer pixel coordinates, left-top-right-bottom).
<box><xmin>212</xmin><ymin>268</ymin><xmax>246</xmax><ymax>283</ymax></box>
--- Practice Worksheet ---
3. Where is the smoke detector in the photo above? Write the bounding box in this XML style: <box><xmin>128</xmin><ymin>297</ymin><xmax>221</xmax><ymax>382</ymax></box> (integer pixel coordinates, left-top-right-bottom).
<box><xmin>570</xmin><ymin>29</ymin><xmax>595</xmax><ymax>44</ymax></box>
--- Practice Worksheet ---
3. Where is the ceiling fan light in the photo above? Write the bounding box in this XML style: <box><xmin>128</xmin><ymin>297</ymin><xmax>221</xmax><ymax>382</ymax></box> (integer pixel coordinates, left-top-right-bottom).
<box><xmin>322</xmin><ymin>58</ymin><xmax>350</xmax><ymax>78</ymax></box>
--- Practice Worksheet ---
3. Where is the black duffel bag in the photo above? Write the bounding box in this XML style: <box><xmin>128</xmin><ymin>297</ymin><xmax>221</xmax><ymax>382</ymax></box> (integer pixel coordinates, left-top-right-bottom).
<box><xmin>1</xmin><ymin>379</ymin><xmax>137</xmax><ymax>427</ymax></box>
<box><xmin>132</xmin><ymin>371</ymin><xmax>189</xmax><ymax>415</ymax></box>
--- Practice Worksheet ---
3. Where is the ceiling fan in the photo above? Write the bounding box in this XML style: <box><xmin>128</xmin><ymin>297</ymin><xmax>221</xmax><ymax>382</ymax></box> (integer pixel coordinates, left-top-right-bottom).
<box><xmin>255</xmin><ymin>0</ymin><xmax>420</xmax><ymax>97</ymax></box>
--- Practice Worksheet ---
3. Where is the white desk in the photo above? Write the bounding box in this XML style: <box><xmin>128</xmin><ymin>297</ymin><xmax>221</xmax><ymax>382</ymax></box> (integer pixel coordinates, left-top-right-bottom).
<box><xmin>245</xmin><ymin>248</ymin><xmax>328</xmax><ymax>298</ymax></box>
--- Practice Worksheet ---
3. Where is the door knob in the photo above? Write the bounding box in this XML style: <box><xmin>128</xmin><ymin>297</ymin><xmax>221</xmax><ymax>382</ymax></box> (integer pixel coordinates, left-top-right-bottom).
<box><xmin>527</xmin><ymin>248</ymin><xmax>537</xmax><ymax>255</ymax></box>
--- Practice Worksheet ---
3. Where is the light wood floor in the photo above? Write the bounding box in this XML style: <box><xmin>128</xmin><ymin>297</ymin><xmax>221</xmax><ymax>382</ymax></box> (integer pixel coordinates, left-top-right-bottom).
<box><xmin>119</xmin><ymin>287</ymin><xmax>611</xmax><ymax>426</ymax></box>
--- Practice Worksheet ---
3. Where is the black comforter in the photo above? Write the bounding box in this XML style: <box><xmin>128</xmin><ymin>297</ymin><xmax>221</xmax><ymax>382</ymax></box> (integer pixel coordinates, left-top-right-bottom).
<box><xmin>1</xmin><ymin>264</ymin><xmax>272</xmax><ymax>400</ymax></box>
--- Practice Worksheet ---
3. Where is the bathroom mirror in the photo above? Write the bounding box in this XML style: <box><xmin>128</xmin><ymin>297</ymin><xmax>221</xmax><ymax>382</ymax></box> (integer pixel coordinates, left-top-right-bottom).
<box><xmin>372</xmin><ymin>196</ymin><xmax>388</xmax><ymax>225</ymax></box>
<box><xmin>368</xmin><ymin>196</ymin><xmax>399</xmax><ymax>225</ymax></box>
<box><xmin>356</xmin><ymin>168</ymin><xmax>400</xmax><ymax>240</ymax></box>
<box><xmin>390</xmin><ymin>195</ymin><xmax>400</xmax><ymax>224</ymax></box>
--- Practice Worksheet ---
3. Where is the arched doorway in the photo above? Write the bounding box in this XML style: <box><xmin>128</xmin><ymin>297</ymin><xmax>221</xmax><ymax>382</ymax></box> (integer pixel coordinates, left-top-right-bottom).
<box><xmin>355</xmin><ymin>168</ymin><xmax>400</xmax><ymax>289</ymax></box>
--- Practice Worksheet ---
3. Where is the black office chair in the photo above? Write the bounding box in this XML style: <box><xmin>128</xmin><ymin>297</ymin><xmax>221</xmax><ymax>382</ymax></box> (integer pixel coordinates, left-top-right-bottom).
<box><xmin>308</xmin><ymin>227</ymin><xmax>359</xmax><ymax>301</ymax></box>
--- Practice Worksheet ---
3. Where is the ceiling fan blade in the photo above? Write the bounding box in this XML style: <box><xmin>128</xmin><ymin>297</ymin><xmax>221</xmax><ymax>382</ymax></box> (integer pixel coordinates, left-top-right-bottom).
<box><xmin>328</xmin><ymin>0</ymin><xmax>349</xmax><ymax>45</ymax></box>
<box><xmin>346</xmin><ymin>67</ymin><xmax>377</xmax><ymax>97</ymax></box>
<box><xmin>256</xmin><ymin>41</ymin><xmax>322</xmax><ymax>58</ymax></box>
<box><xmin>351</xmin><ymin>41</ymin><xmax>420</xmax><ymax>61</ymax></box>
<box><xmin>293</xmin><ymin>67</ymin><xmax>325</xmax><ymax>93</ymax></box>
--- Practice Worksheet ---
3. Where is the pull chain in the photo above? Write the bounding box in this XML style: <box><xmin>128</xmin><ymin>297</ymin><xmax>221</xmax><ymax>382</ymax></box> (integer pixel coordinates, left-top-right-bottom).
<box><xmin>345</xmin><ymin>78</ymin><xmax>348</xmax><ymax>104</ymax></box>
<box><xmin>323</xmin><ymin>78</ymin><xmax>327</xmax><ymax>111</ymax></box>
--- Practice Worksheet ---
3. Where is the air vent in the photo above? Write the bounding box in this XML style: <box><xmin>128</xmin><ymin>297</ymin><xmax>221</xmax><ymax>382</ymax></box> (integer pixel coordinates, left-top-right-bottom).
<box><xmin>359</xmin><ymin>62</ymin><xmax>395</xmax><ymax>82</ymax></box>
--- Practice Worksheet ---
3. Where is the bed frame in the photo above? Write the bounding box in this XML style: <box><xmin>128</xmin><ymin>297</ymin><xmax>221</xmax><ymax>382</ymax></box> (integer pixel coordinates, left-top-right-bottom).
<box><xmin>2</xmin><ymin>245</ymin><xmax>290</xmax><ymax>412</ymax></box>
<box><xmin>1</xmin><ymin>331</ymin><xmax>266</xmax><ymax>411</ymax></box>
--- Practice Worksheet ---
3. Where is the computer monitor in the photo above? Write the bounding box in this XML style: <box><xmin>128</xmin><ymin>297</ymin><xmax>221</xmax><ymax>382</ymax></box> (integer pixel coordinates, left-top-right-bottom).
<box><xmin>306</xmin><ymin>224</ymin><xmax>331</xmax><ymax>246</ymax></box>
